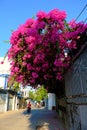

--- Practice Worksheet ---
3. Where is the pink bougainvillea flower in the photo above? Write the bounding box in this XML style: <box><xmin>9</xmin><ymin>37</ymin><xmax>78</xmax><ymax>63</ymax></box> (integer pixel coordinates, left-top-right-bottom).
<box><xmin>32</xmin><ymin>72</ymin><xmax>38</xmax><ymax>78</ymax></box>
<box><xmin>56</xmin><ymin>73</ymin><xmax>62</xmax><ymax>80</ymax></box>
<box><xmin>47</xmin><ymin>9</ymin><xmax>66</xmax><ymax>21</ymax></box>
<box><xmin>14</xmin><ymin>67</ymin><xmax>19</xmax><ymax>73</ymax></box>
<box><xmin>22</xmin><ymin>62</ymin><xmax>27</xmax><ymax>66</ymax></box>
<box><xmin>7</xmin><ymin>8</ymin><xmax>87</xmax><ymax>88</ymax></box>
<box><xmin>36</xmin><ymin>10</ymin><xmax>47</xmax><ymax>20</ymax></box>
<box><xmin>0</xmin><ymin>61</ymin><xmax>4</xmax><ymax>64</ymax></box>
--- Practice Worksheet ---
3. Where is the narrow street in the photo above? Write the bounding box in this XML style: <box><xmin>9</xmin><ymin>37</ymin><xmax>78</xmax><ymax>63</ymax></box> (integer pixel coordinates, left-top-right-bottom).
<box><xmin>0</xmin><ymin>109</ymin><xmax>29</xmax><ymax>130</ymax></box>
<box><xmin>0</xmin><ymin>108</ymin><xmax>66</xmax><ymax>130</ymax></box>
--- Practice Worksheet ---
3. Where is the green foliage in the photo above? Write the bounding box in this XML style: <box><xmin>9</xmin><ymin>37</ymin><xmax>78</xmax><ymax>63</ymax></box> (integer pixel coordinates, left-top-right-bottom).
<box><xmin>32</xmin><ymin>15</ymin><xmax>35</xmax><ymax>19</ymax></box>
<box><xmin>29</xmin><ymin>91</ymin><xmax>35</xmax><ymax>100</ymax></box>
<box><xmin>8</xmin><ymin>81</ymin><xmax>20</xmax><ymax>92</ymax></box>
<box><xmin>28</xmin><ymin>86</ymin><xmax>48</xmax><ymax>102</ymax></box>
<box><xmin>35</xmin><ymin>86</ymin><xmax>48</xmax><ymax>102</ymax></box>
<box><xmin>3</xmin><ymin>40</ymin><xmax>10</xmax><ymax>43</ymax></box>
<box><xmin>12</xmin><ymin>81</ymin><xmax>20</xmax><ymax>91</ymax></box>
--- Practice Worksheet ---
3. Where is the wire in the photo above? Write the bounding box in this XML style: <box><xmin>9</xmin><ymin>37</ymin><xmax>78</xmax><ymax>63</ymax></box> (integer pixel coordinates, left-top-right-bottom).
<box><xmin>75</xmin><ymin>4</ymin><xmax>87</xmax><ymax>21</ymax></box>
<box><xmin>84</xmin><ymin>18</ymin><xmax>87</xmax><ymax>23</ymax></box>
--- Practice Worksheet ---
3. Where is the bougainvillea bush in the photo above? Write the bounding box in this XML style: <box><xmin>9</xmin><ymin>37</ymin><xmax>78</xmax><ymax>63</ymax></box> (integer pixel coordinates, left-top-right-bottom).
<box><xmin>8</xmin><ymin>9</ymin><xmax>87</xmax><ymax>88</ymax></box>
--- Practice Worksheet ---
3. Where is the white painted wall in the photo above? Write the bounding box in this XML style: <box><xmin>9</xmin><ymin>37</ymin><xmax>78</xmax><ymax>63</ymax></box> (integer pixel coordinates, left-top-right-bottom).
<box><xmin>0</xmin><ymin>77</ymin><xmax>5</xmax><ymax>88</ymax></box>
<box><xmin>20</xmin><ymin>85</ymin><xmax>34</xmax><ymax>98</ymax></box>
<box><xmin>0</xmin><ymin>57</ymin><xmax>10</xmax><ymax>89</ymax></box>
<box><xmin>12</xmin><ymin>96</ymin><xmax>15</xmax><ymax>110</ymax></box>
<box><xmin>48</xmin><ymin>93</ymin><xmax>56</xmax><ymax>110</ymax></box>
<box><xmin>0</xmin><ymin>57</ymin><xmax>10</xmax><ymax>74</ymax></box>
<box><xmin>0</xmin><ymin>93</ymin><xmax>8</xmax><ymax>112</ymax></box>
<box><xmin>5</xmin><ymin>93</ymin><xmax>8</xmax><ymax>112</ymax></box>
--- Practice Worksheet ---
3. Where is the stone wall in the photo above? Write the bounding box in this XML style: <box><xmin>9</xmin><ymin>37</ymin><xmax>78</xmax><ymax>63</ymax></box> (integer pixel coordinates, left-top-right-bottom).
<box><xmin>65</xmin><ymin>48</ymin><xmax>87</xmax><ymax>130</ymax></box>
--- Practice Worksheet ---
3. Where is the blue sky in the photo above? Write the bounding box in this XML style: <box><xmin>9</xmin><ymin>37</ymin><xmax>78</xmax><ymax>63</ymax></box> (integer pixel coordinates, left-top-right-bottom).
<box><xmin>0</xmin><ymin>0</ymin><xmax>87</xmax><ymax>57</ymax></box>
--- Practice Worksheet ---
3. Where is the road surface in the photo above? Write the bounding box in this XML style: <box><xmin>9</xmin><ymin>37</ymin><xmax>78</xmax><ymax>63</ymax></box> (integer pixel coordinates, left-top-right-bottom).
<box><xmin>0</xmin><ymin>108</ymin><xmax>66</xmax><ymax>130</ymax></box>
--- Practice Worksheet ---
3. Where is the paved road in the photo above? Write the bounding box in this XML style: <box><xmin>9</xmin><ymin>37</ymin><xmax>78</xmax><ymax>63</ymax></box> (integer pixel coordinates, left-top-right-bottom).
<box><xmin>0</xmin><ymin>108</ymin><xmax>66</xmax><ymax>130</ymax></box>
<box><xmin>0</xmin><ymin>109</ymin><xmax>29</xmax><ymax>130</ymax></box>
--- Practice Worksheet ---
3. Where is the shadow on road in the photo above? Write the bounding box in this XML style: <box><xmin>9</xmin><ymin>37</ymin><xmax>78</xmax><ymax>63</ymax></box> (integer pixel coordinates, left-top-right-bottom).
<box><xmin>22</xmin><ymin>108</ymin><xmax>49</xmax><ymax>130</ymax></box>
<box><xmin>22</xmin><ymin>108</ymin><xmax>65</xmax><ymax>130</ymax></box>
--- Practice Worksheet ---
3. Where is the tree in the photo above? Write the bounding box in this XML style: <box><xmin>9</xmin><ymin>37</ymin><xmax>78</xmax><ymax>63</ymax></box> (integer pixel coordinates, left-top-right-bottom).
<box><xmin>34</xmin><ymin>86</ymin><xmax>48</xmax><ymax>102</ymax></box>
<box><xmin>12</xmin><ymin>81</ymin><xmax>20</xmax><ymax>91</ymax></box>
<box><xmin>8</xmin><ymin>9</ymin><xmax>87</xmax><ymax>89</ymax></box>
<box><xmin>29</xmin><ymin>90</ymin><xmax>35</xmax><ymax>100</ymax></box>
<box><xmin>29</xmin><ymin>86</ymin><xmax>48</xmax><ymax>102</ymax></box>
<box><xmin>8</xmin><ymin>80</ymin><xmax>20</xmax><ymax>92</ymax></box>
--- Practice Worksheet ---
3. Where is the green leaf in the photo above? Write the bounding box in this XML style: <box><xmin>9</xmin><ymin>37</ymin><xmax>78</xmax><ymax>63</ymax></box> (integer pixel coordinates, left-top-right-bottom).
<box><xmin>32</xmin><ymin>15</ymin><xmax>35</xmax><ymax>19</ymax></box>
<box><xmin>3</xmin><ymin>40</ymin><xmax>10</xmax><ymax>43</ymax></box>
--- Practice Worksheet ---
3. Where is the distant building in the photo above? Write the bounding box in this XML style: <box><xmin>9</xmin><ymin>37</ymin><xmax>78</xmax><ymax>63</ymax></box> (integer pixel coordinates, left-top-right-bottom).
<box><xmin>0</xmin><ymin>57</ymin><xmax>35</xmax><ymax>99</ymax></box>
<box><xmin>20</xmin><ymin>85</ymin><xmax>34</xmax><ymax>98</ymax></box>
<box><xmin>0</xmin><ymin>57</ymin><xmax>11</xmax><ymax>89</ymax></box>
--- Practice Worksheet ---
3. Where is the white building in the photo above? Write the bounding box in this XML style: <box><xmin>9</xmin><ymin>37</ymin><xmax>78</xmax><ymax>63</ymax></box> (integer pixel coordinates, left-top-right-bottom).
<box><xmin>20</xmin><ymin>85</ymin><xmax>34</xmax><ymax>98</ymax></box>
<box><xmin>0</xmin><ymin>57</ymin><xmax>11</xmax><ymax>89</ymax></box>
<box><xmin>48</xmin><ymin>93</ymin><xmax>56</xmax><ymax>110</ymax></box>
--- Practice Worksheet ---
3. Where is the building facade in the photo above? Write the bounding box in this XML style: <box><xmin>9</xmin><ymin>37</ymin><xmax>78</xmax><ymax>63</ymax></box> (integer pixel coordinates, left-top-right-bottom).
<box><xmin>0</xmin><ymin>57</ymin><xmax>10</xmax><ymax>89</ymax></box>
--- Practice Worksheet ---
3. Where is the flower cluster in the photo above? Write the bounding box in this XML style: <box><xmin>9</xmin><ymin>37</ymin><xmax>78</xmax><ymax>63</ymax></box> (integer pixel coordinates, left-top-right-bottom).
<box><xmin>8</xmin><ymin>9</ymin><xmax>87</xmax><ymax>87</ymax></box>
